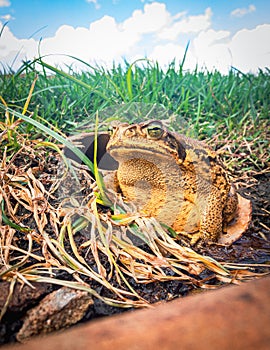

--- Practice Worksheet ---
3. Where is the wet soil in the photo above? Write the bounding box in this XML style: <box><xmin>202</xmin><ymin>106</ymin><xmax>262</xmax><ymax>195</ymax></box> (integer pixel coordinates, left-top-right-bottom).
<box><xmin>0</xmin><ymin>152</ymin><xmax>269</xmax><ymax>346</ymax></box>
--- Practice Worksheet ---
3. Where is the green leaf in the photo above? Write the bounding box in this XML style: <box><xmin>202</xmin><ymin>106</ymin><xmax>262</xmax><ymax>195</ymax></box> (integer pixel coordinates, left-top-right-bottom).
<box><xmin>0</xmin><ymin>105</ymin><xmax>94</xmax><ymax>173</ymax></box>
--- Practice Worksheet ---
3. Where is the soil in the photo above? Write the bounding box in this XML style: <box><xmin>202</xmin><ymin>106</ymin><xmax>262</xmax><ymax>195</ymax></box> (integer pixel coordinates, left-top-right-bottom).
<box><xmin>0</xmin><ymin>146</ymin><xmax>270</xmax><ymax>346</ymax></box>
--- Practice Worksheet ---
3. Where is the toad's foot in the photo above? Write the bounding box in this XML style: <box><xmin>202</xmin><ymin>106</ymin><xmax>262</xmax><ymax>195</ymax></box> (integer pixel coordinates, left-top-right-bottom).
<box><xmin>189</xmin><ymin>230</ymin><xmax>217</xmax><ymax>246</ymax></box>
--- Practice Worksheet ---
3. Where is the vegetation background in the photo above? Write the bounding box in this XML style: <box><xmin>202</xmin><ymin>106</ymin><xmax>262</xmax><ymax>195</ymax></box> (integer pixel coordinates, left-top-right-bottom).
<box><xmin>0</xmin><ymin>57</ymin><xmax>269</xmax><ymax>343</ymax></box>
<box><xmin>1</xmin><ymin>58</ymin><xmax>269</xmax><ymax>173</ymax></box>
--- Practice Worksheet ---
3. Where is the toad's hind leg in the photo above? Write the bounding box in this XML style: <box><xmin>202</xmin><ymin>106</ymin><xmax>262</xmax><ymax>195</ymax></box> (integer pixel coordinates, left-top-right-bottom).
<box><xmin>222</xmin><ymin>186</ymin><xmax>239</xmax><ymax>228</ymax></box>
<box><xmin>190</xmin><ymin>189</ymin><xmax>224</xmax><ymax>245</ymax></box>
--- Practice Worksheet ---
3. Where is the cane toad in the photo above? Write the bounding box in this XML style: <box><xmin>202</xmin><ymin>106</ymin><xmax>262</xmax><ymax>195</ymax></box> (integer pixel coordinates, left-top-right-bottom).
<box><xmin>106</xmin><ymin>120</ymin><xmax>239</xmax><ymax>244</ymax></box>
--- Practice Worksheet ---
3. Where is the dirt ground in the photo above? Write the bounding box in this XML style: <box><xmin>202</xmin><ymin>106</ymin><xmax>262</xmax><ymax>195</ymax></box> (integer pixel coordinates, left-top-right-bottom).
<box><xmin>0</xmin><ymin>149</ymin><xmax>269</xmax><ymax>345</ymax></box>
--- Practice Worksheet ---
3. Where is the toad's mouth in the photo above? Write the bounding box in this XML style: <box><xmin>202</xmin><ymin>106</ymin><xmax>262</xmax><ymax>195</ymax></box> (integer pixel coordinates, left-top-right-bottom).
<box><xmin>108</xmin><ymin>144</ymin><xmax>176</xmax><ymax>161</ymax></box>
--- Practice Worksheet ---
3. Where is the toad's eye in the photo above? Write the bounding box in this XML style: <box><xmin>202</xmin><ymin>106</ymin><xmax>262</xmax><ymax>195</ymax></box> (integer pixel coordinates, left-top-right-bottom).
<box><xmin>146</xmin><ymin>122</ymin><xmax>164</xmax><ymax>139</ymax></box>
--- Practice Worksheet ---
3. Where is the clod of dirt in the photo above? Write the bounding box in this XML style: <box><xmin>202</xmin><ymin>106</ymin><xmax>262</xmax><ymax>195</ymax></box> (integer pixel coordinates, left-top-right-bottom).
<box><xmin>16</xmin><ymin>287</ymin><xmax>93</xmax><ymax>343</ymax></box>
<box><xmin>0</xmin><ymin>282</ymin><xmax>53</xmax><ymax>313</ymax></box>
<box><xmin>219</xmin><ymin>194</ymin><xmax>252</xmax><ymax>245</ymax></box>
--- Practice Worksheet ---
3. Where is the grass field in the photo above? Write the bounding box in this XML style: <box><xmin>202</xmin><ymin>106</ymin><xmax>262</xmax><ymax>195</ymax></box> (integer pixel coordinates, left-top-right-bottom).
<box><xmin>0</xmin><ymin>58</ymin><xmax>270</xmax><ymax>341</ymax></box>
<box><xmin>1</xmin><ymin>58</ymin><xmax>269</xmax><ymax>171</ymax></box>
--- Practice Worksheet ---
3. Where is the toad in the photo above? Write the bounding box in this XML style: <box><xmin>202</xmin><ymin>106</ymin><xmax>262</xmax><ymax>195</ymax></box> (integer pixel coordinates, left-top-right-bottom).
<box><xmin>106</xmin><ymin>120</ymin><xmax>240</xmax><ymax>245</ymax></box>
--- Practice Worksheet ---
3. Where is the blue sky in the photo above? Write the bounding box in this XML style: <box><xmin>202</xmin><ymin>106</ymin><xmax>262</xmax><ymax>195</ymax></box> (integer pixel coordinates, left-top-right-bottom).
<box><xmin>2</xmin><ymin>0</ymin><xmax>270</xmax><ymax>38</ymax></box>
<box><xmin>0</xmin><ymin>0</ymin><xmax>269</xmax><ymax>73</ymax></box>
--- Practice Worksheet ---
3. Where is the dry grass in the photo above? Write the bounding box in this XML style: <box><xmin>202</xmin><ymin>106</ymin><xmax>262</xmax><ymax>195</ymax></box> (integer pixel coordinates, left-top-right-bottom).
<box><xmin>1</xmin><ymin>65</ymin><xmax>270</xmax><ymax>322</ymax></box>
<box><xmin>1</xmin><ymin>121</ymin><xmax>269</xmax><ymax>320</ymax></box>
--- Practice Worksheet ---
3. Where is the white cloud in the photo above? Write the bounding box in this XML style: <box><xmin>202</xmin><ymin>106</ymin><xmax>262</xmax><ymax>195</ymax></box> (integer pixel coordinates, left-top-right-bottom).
<box><xmin>191</xmin><ymin>24</ymin><xmax>270</xmax><ymax>73</ymax></box>
<box><xmin>0</xmin><ymin>0</ymin><xmax>10</xmax><ymax>7</ymax></box>
<box><xmin>86</xmin><ymin>0</ymin><xmax>100</xmax><ymax>10</ymax></box>
<box><xmin>147</xmin><ymin>30</ymin><xmax>232</xmax><ymax>74</ymax></box>
<box><xmin>149</xmin><ymin>23</ymin><xmax>270</xmax><ymax>74</ymax></box>
<box><xmin>1</xmin><ymin>14</ymin><xmax>14</xmax><ymax>21</ymax></box>
<box><xmin>158</xmin><ymin>7</ymin><xmax>212</xmax><ymax>40</ymax></box>
<box><xmin>0</xmin><ymin>2</ymin><xmax>269</xmax><ymax>74</ymax></box>
<box><xmin>229</xmin><ymin>24</ymin><xmax>270</xmax><ymax>72</ymax></box>
<box><xmin>38</xmin><ymin>16</ymin><xmax>141</xmax><ymax>68</ymax></box>
<box><xmin>122</xmin><ymin>2</ymin><xmax>170</xmax><ymax>34</ymax></box>
<box><xmin>150</xmin><ymin>42</ymin><xmax>196</xmax><ymax>68</ymax></box>
<box><xmin>192</xmin><ymin>30</ymin><xmax>232</xmax><ymax>73</ymax></box>
<box><xmin>0</xmin><ymin>21</ymin><xmax>37</xmax><ymax>70</ymax></box>
<box><xmin>231</xmin><ymin>4</ymin><xmax>256</xmax><ymax>18</ymax></box>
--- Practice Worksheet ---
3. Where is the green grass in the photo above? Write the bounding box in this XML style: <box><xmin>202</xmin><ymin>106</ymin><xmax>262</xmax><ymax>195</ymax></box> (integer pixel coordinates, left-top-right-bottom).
<box><xmin>1</xmin><ymin>59</ymin><xmax>269</xmax><ymax>124</ymax></box>
<box><xmin>0</xmin><ymin>57</ymin><xmax>269</xmax><ymax>171</ymax></box>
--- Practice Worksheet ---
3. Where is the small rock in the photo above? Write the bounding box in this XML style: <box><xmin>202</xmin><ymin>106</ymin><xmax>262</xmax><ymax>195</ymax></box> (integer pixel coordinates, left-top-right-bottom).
<box><xmin>16</xmin><ymin>287</ymin><xmax>93</xmax><ymax>342</ymax></box>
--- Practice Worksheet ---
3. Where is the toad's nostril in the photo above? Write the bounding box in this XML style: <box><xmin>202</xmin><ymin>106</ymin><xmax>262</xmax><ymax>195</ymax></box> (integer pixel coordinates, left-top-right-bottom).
<box><xmin>124</xmin><ymin>125</ymin><xmax>137</xmax><ymax>137</ymax></box>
